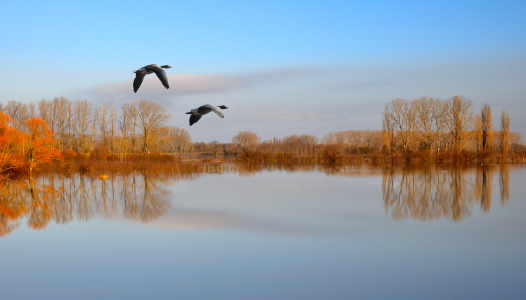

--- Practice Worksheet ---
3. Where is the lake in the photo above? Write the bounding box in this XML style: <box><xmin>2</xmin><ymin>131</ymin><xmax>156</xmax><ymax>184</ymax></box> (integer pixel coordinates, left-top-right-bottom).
<box><xmin>1</xmin><ymin>164</ymin><xmax>525</xmax><ymax>299</ymax></box>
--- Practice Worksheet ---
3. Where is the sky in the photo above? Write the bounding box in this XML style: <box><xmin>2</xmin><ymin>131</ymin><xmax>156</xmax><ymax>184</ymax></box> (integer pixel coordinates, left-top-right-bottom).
<box><xmin>1</xmin><ymin>0</ymin><xmax>525</xmax><ymax>142</ymax></box>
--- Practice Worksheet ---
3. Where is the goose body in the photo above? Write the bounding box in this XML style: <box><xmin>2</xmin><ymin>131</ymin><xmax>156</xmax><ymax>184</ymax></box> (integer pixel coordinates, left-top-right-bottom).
<box><xmin>133</xmin><ymin>64</ymin><xmax>171</xmax><ymax>93</ymax></box>
<box><xmin>186</xmin><ymin>105</ymin><xmax>229</xmax><ymax>126</ymax></box>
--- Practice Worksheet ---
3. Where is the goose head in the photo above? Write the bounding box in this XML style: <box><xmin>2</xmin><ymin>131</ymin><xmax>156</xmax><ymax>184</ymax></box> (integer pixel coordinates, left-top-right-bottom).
<box><xmin>161</xmin><ymin>65</ymin><xmax>172</xmax><ymax>69</ymax></box>
<box><xmin>218</xmin><ymin>105</ymin><xmax>229</xmax><ymax>109</ymax></box>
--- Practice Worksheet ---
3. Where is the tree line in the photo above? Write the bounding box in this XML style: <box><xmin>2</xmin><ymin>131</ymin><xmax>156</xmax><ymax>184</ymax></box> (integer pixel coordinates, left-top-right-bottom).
<box><xmin>381</xmin><ymin>95</ymin><xmax>522</xmax><ymax>157</ymax></box>
<box><xmin>1</xmin><ymin>95</ymin><xmax>524</xmax><ymax>174</ymax></box>
<box><xmin>0</xmin><ymin>98</ymin><xmax>192</xmax><ymax>156</ymax></box>
<box><xmin>1</xmin><ymin>98</ymin><xmax>387</xmax><ymax>157</ymax></box>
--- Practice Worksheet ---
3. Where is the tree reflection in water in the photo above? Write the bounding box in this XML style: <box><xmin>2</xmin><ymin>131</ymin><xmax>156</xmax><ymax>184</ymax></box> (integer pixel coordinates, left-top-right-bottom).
<box><xmin>0</xmin><ymin>172</ymin><xmax>172</xmax><ymax>237</ymax></box>
<box><xmin>0</xmin><ymin>181</ymin><xmax>27</xmax><ymax>236</ymax></box>
<box><xmin>0</xmin><ymin>163</ymin><xmax>516</xmax><ymax>237</ymax></box>
<box><xmin>382</xmin><ymin>165</ymin><xmax>511</xmax><ymax>221</ymax></box>
<box><xmin>500</xmin><ymin>164</ymin><xmax>509</xmax><ymax>205</ymax></box>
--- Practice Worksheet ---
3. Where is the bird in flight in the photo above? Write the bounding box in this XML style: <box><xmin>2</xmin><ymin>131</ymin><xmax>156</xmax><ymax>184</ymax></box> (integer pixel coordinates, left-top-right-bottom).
<box><xmin>133</xmin><ymin>64</ymin><xmax>171</xmax><ymax>93</ymax></box>
<box><xmin>186</xmin><ymin>104</ymin><xmax>229</xmax><ymax>126</ymax></box>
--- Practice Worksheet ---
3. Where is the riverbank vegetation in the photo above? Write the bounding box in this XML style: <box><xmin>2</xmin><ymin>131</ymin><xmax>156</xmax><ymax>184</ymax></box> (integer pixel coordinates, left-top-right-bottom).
<box><xmin>1</xmin><ymin>95</ymin><xmax>524</xmax><ymax>178</ymax></box>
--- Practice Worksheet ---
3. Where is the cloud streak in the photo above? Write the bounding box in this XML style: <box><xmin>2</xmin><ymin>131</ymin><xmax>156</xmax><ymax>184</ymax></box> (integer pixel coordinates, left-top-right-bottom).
<box><xmin>91</xmin><ymin>67</ymin><xmax>330</xmax><ymax>100</ymax></box>
<box><xmin>234</xmin><ymin>108</ymin><xmax>340</xmax><ymax>122</ymax></box>
<box><xmin>95</xmin><ymin>74</ymin><xmax>242</xmax><ymax>95</ymax></box>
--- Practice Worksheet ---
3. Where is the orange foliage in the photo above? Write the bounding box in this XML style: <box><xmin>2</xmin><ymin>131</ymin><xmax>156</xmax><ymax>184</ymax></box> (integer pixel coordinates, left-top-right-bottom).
<box><xmin>0</xmin><ymin>112</ymin><xmax>25</xmax><ymax>174</ymax></box>
<box><xmin>25</xmin><ymin>117</ymin><xmax>63</xmax><ymax>176</ymax></box>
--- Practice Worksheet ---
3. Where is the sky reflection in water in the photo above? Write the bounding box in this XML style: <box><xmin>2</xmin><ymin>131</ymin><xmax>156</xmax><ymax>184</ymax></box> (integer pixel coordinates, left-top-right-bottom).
<box><xmin>1</xmin><ymin>165</ymin><xmax>525</xmax><ymax>299</ymax></box>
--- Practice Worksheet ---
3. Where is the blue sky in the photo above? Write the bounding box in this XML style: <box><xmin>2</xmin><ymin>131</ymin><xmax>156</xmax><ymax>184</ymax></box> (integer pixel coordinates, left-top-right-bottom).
<box><xmin>1</xmin><ymin>0</ymin><xmax>525</xmax><ymax>142</ymax></box>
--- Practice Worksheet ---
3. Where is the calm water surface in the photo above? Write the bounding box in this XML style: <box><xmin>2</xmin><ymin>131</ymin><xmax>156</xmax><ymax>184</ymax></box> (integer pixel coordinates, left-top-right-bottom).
<box><xmin>1</xmin><ymin>165</ymin><xmax>525</xmax><ymax>299</ymax></box>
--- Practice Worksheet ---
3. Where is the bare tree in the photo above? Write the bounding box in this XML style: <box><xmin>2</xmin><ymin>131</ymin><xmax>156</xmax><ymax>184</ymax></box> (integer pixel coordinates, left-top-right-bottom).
<box><xmin>430</xmin><ymin>98</ymin><xmax>447</xmax><ymax>152</ymax></box>
<box><xmin>136</xmin><ymin>100</ymin><xmax>171</xmax><ymax>153</ymax></box>
<box><xmin>97</xmin><ymin>103</ymin><xmax>111</xmax><ymax>149</ymax></box>
<box><xmin>38</xmin><ymin>99</ymin><xmax>53</xmax><ymax>131</ymax></box>
<box><xmin>28</xmin><ymin>103</ymin><xmax>36</xmax><ymax>119</ymax></box>
<box><xmin>168</xmin><ymin>126</ymin><xmax>192</xmax><ymax>153</ymax></box>
<box><xmin>413</xmin><ymin>97</ymin><xmax>434</xmax><ymax>150</ymax></box>
<box><xmin>446</xmin><ymin>95</ymin><xmax>474</xmax><ymax>153</ymax></box>
<box><xmin>382</xmin><ymin>105</ymin><xmax>394</xmax><ymax>152</ymax></box>
<box><xmin>500</xmin><ymin>110</ymin><xmax>510</xmax><ymax>155</ymax></box>
<box><xmin>65</xmin><ymin>100</ymin><xmax>74</xmax><ymax>150</ymax></box>
<box><xmin>110</xmin><ymin>106</ymin><xmax>117</xmax><ymax>153</ymax></box>
<box><xmin>51</xmin><ymin>97</ymin><xmax>71</xmax><ymax>151</ymax></box>
<box><xmin>90</xmin><ymin>105</ymin><xmax>99</xmax><ymax>152</ymax></box>
<box><xmin>232</xmin><ymin>131</ymin><xmax>261</xmax><ymax>151</ymax></box>
<box><xmin>386</xmin><ymin>98</ymin><xmax>414</xmax><ymax>151</ymax></box>
<box><xmin>121</xmin><ymin>102</ymin><xmax>139</xmax><ymax>153</ymax></box>
<box><xmin>4</xmin><ymin>100</ymin><xmax>30</xmax><ymax>130</ymax></box>
<box><xmin>480</xmin><ymin>103</ymin><xmax>493</xmax><ymax>152</ymax></box>
<box><xmin>74</xmin><ymin>100</ymin><xmax>91</xmax><ymax>153</ymax></box>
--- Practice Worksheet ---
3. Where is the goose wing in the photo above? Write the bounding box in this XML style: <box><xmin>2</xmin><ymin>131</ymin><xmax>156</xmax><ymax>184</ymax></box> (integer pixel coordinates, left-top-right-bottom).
<box><xmin>189</xmin><ymin>114</ymin><xmax>202</xmax><ymax>126</ymax></box>
<box><xmin>201</xmin><ymin>104</ymin><xmax>224</xmax><ymax>118</ymax></box>
<box><xmin>151</xmin><ymin>66</ymin><xmax>170</xmax><ymax>89</ymax></box>
<box><xmin>133</xmin><ymin>72</ymin><xmax>146</xmax><ymax>93</ymax></box>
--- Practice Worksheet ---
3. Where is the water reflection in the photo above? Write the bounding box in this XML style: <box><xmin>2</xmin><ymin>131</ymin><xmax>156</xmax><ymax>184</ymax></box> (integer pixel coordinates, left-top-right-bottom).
<box><xmin>236</xmin><ymin>162</ymin><xmax>376</xmax><ymax>177</ymax></box>
<box><xmin>500</xmin><ymin>164</ymin><xmax>509</xmax><ymax>205</ymax></box>
<box><xmin>0</xmin><ymin>164</ymin><xmax>517</xmax><ymax>237</ymax></box>
<box><xmin>0</xmin><ymin>172</ymin><xmax>173</xmax><ymax>237</ymax></box>
<box><xmin>382</xmin><ymin>165</ymin><xmax>511</xmax><ymax>221</ymax></box>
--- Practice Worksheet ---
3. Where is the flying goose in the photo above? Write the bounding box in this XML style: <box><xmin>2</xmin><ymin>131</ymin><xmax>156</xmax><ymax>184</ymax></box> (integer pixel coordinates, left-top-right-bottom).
<box><xmin>186</xmin><ymin>105</ymin><xmax>229</xmax><ymax>126</ymax></box>
<box><xmin>133</xmin><ymin>64</ymin><xmax>171</xmax><ymax>93</ymax></box>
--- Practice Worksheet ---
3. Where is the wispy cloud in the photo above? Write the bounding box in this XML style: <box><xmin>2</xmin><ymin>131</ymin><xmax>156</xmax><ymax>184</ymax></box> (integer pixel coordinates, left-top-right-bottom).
<box><xmin>90</xmin><ymin>67</ymin><xmax>330</xmax><ymax>101</ymax></box>
<box><xmin>234</xmin><ymin>108</ymin><xmax>340</xmax><ymax>122</ymax></box>
<box><xmin>93</xmin><ymin>74</ymin><xmax>242</xmax><ymax>98</ymax></box>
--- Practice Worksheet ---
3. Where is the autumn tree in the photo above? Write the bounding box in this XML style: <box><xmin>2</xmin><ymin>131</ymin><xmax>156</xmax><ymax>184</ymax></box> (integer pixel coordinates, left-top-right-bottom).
<box><xmin>74</xmin><ymin>100</ymin><xmax>92</xmax><ymax>153</ymax></box>
<box><xmin>24</xmin><ymin>117</ymin><xmax>63</xmax><ymax>177</ymax></box>
<box><xmin>110</xmin><ymin>106</ymin><xmax>117</xmax><ymax>152</ymax></box>
<box><xmin>137</xmin><ymin>99</ymin><xmax>171</xmax><ymax>153</ymax></box>
<box><xmin>232</xmin><ymin>131</ymin><xmax>261</xmax><ymax>151</ymax></box>
<box><xmin>117</xmin><ymin>103</ymin><xmax>134</xmax><ymax>159</ymax></box>
<box><xmin>38</xmin><ymin>99</ymin><xmax>53</xmax><ymax>131</ymax></box>
<box><xmin>384</xmin><ymin>98</ymin><xmax>415</xmax><ymax>151</ymax></box>
<box><xmin>65</xmin><ymin>100</ymin><xmax>74</xmax><ymax>150</ymax></box>
<box><xmin>446</xmin><ymin>95</ymin><xmax>474</xmax><ymax>153</ymax></box>
<box><xmin>90</xmin><ymin>105</ymin><xmax>99</xmax><ymax>151</ymax></box>
<box><xmin>4</xmin><ymin>100</ymin><xmax>30</xmax><ymax>130</ymax></box>
<box><xmin>121</xmin><ymin>102</ymin><xmax>139</xmax><ymax>153</ymax></box>
<box><xmin>53</xmin><ymin>97</ymin><xmax>71</xmax><ymax>151</ymax></box>
<box><xmin>382</xmin><ymin>106</ymin><xmax>394</xmax><ymax>152</ymax></box>
<box><xmin>500</xmin><ymin>110</ymin><xmax>510</xmax><ymax>155</ymax></box>
<box><xmin>413</xmin><ymin>97</ymin><xmax>436</xmax><ymax>150</ymax></box>
<box><xmin>97</xmin><ymin>103</ymin><xmax>112</xmax><ymax>149</ymax></box>
<box><xmin>0</xmin><ymin>112</ymin><xmax>25</xmax><ymax>174</ymax></box>
<box><xmin>165</xmin><ymin>126</ymin><xmax>192</xmax><ymax>153</ymax></box>
<box><xmin>430</xmin><ymin>98</ymin><xmax>447</xmax><ymax>152</ymax></box>
<box><xmin>207</xmin><ymin>140</ymin><xmax>223</xmax><ymax>155</ymax></box>
<box><xmin>479</xmin><ymin>103</ymin><xmax>494</xmax><ymax>152</ymax></box>
<box><xmin>279</xmin><ymin>134</ymin><xmax>319</xmax><ymax>155</ymax></box>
